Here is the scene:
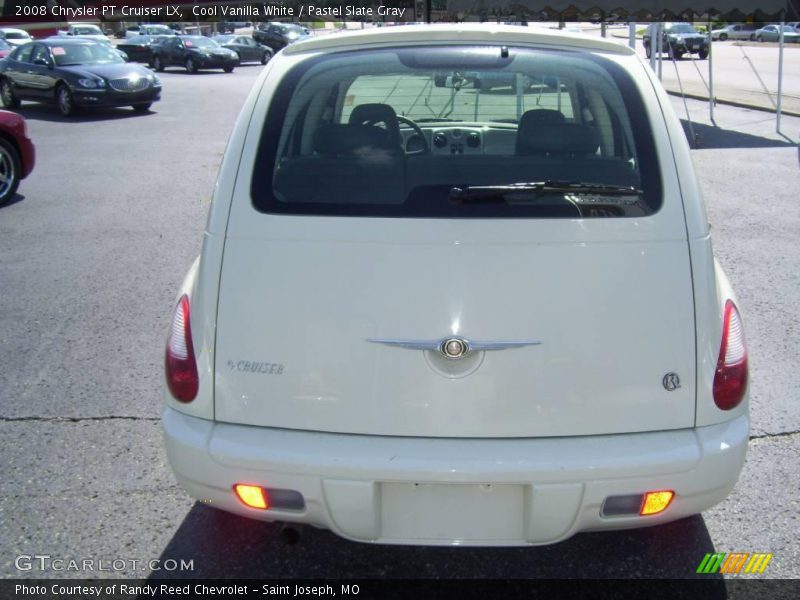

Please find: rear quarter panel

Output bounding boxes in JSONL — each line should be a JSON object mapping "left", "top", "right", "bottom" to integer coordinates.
{"left": 637, "top": 52, "right": 748, "bottom": 428}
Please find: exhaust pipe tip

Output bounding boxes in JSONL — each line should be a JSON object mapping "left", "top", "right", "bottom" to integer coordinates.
{"left": 280, "top": 523, "right": 302, "bottom": 545}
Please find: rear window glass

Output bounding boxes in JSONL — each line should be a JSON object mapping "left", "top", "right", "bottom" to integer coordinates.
{"left": 252, "top": 46, "right": 662, "bottom": 218}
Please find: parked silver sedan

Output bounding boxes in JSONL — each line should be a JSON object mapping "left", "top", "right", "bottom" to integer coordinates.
{"left": 753, "top": 24, "right": 800, "bottom": 42}
{"left": 710, "top": 23, "right": 758, "bottom": 41}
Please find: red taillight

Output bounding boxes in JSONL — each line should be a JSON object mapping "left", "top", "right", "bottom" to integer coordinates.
{"left": 165, "top": 295, "right": 198, "bottom": 403}
{"left": 713, "top": 300, "right": 748, "bottom": 410}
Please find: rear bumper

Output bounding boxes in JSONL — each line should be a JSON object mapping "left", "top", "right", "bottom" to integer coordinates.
{"left": 194, "top": 55, "right": 238, "bottom": 69}
{"left": 163, "top": 407, "right": 749, "bottom": 546}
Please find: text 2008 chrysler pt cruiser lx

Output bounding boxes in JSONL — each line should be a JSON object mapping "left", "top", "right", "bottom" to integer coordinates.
{"left": 163, "top": 25, "right": 749, "bottom": 546}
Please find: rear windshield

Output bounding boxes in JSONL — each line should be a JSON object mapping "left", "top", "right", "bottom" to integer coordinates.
{"left": 252, "top": 46, "right": 662, "bottom": 219}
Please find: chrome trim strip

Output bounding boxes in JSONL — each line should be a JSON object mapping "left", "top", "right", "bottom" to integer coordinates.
{"left": 468, "top": 340, "right": 543, "bottom": 351}
{"left": 367, "top": 338, "right": 542, "bottom": 352}
{"left": 366, "top": 339, "right": 442, "bottom": 351}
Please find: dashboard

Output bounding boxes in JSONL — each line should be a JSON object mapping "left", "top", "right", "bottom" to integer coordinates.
{"left": 402, "top": 126, "right": 517, "bottom": 155}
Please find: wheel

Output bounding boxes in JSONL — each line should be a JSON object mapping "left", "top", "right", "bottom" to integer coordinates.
{"left": 698, "top": 49, "right": 709, "bottom": 60}
{"left": 719, "top": 33, "right": 728, "bottom": 41}
{"left": 56, "top": 84, "right": 75, "bottom": 117}
{"left": 223, "top": 66, "right": 235, "bottom": 73}
{"left": 750, "top": 34, "right": 756, "bottom": 41}
{"left": 396, "top": 115, "right": 430, "bottom": 155}
{"left": 260, "top": 51, "right": 271, "bottom": 65}
{"left": 132, "top": 103, "right": 152, "bottom": 113}
{"left": 756, "top": 36, "right": 764, "bottom": 42}
{"left": 0, "top": 78, "right": 19, "bottom": 109}
{"left": 673, "top": 50, "right": 684, "bottom": 60}
{"left": 0, "top": 136, "right": 21, "bottom": 206}
{"left": 153, "top": 55, "right": 165, "bottom": 72}
{"left": 185, "top": 57, "right": 197, "bottom": 74}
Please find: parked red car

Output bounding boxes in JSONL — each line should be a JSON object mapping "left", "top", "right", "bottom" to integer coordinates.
{"left": 0, "top": 39, "right": 13, "bottom": 58}
{"left": 0, "top": 109, "right": 35, "bottom": 206}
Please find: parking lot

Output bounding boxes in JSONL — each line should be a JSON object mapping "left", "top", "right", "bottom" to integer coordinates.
{"left": 1, "top": 55, "right": 799, "bottom": 581}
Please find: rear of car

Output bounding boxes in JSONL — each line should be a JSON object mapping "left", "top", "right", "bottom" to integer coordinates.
{"left": 163, "top": 25, "right": 749, "bottom": 546}
{"left": 0, "top": 28, "right": 33, "bottom": 47}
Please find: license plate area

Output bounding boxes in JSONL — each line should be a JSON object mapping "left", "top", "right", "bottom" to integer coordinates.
{"left": 380, "top": 482, "right": 526, "bottom": 542}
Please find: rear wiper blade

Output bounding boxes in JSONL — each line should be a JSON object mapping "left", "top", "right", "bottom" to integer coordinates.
{"left": 449, "top": 180, "right": 643, "bottom": 203}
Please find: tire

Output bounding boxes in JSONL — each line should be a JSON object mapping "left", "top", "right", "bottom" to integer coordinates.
{"left": 719, "top": 33, "right": 728, "bottom": 41}
{"left": 698, "top": 49, "right": 709, "bottom": 60}
{"left": 185, "top": 57, "right": 197, "bottom": 74}
{"left": 750, "top": 34, "right": 756, "bottom": 41}
{"left": 223, "top": 66, "right": 234, "bottom": 73}
{"left": 0, "top": 78, "right": 20, "bottom": 109}
{"left": 260, "top": 51, "right": 270, "bottom": 65}
{"left": 153, "top": 55, "right": 165, "bottom": 72}
{"left": 56, "top": 84, "right": 75, "bottom": 117}
{"left": 0, "top": 136, "right": 21, "bottom": 206}
{"left": 132, "top": 103, "right": 152, "bottom": 113}
{"left": 756, "top": 36, "right": 764, "bottom": 43}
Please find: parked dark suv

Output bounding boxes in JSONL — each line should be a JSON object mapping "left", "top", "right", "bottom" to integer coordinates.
{"left": 643, "top": 23, "right": 709, "bottom": 60}
{"left": 252, "top": 23, "right": 309, "bottom": 52}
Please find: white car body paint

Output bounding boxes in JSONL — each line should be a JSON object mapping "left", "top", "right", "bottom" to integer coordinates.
{"left": 163, "top": 25, "right": 748, "bottom": 545}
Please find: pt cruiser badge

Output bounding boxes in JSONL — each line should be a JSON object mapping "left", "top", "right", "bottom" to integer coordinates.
{"left": 366, "top": 337, "right": 542, "bottom": 359}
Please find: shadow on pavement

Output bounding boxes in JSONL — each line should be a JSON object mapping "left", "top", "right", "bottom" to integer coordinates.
{"left": 681, "top": 120, "right": 796, "bottom": 150}
{"left": 12, "top": 104, "right": 154, "bottom": 123}
{"left": 0, "top": 193, "right": 24, "bottom": 209}
{"left": 150, "top": 502, "right": 725, "bottom": 583}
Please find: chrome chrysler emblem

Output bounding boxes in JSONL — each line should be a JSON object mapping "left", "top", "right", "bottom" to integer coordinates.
{"left": 440, "top": 337, "right": 469, "bottom": 359}
{"left": 366, "top": 336, "right": 542, "bottom": 359}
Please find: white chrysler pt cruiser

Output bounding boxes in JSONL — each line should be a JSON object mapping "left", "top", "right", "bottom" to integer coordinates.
{"left": 163, "top": 25, "right": 749, "bottom": 546}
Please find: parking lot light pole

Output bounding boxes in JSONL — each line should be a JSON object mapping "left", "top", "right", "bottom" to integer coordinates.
{"left": 777, "top": 20, "right": 784, "bottom": 133}
{"left": 708, "top": 16, "right": 714, "bottom": 124}
{"left": 628, "top": 22, "right": 636, "bottom": 49}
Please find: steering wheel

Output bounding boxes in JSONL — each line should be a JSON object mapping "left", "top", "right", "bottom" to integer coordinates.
{"left": 396, "top": 115, "right": 430, "bottom": 155}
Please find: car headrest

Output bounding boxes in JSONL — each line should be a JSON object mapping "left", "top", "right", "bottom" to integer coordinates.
{"left": 517, "top": 121, "right": 600, "bottom": 156}
{"left": 348, "top": 103, "right": 402, "bottom": 148}
{"left": 313, "top": 124, "right": 397, "bottom": 156}
{"left": 518, "top": 109, "right": 566, "bottom": 133}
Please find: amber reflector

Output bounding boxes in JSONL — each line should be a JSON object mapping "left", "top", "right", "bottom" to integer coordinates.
{"left": 234, "top": 484, "right": 269, "bottom": 510}
{"left": 640, "top": 491, "right": 674, "bottom": 515}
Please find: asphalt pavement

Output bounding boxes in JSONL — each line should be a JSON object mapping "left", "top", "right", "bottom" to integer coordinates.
{"left": 0, "top": 61, "right": 798, "bottom": 582}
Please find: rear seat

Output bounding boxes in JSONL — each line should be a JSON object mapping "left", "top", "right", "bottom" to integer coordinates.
{"left": 275, "top": 110, "right": 637, "bottom": 206}
{"left": 274, "top": 122, "right": 406, "bottom": 204}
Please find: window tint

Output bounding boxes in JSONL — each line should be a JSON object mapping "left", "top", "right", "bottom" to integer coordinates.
{"left": 12, "top": 44, "right": 33, "bottom": 63}
{"left": 252, "top": 46, "right": 661, "bottom": 219}
{"left": 51, "top": 43, "right": 122, "bottom": 66}
{"left": 31, "top": 44, "right": 49, "bottom": 64}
